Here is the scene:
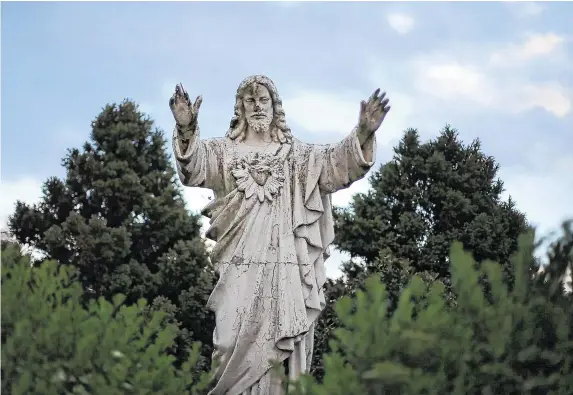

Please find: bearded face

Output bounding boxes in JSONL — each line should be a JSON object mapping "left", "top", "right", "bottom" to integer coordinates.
{"left": 242, "top": 83, "right": 273, "bottom": 134}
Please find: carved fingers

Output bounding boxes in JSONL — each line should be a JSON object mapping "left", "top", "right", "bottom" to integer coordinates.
{"left": 169, "top": 92, "right": 176, "bottom": 110}
{"left": 359, "top": 88, "right": 391, "bottom": 138}
{"left": 170, "top": 84, "right": 187, "bottom": 108}
{"left": 367, "top": 88, "right": 390, "bottom": 116}
{"left": 169, "top": 83, "right": 203, "bottom": 130}
{"left": 168, "top": 84, "right": 182, "bottom": 106}
{"left": 192, "top": 95, "right": 203, "bottom": 114}
{"left": 179, "top": 83, "right": 191, "bottom": 105}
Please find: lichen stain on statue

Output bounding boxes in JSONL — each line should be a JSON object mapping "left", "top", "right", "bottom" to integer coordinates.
{"left": 170, "top": 75, "right": 390, "bottom": 395}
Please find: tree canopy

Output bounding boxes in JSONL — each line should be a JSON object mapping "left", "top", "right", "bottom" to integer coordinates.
{"left": 295, "top": 223, "right": 573, "bottom": 395}
{"left": 335, "top": 126, "right": 528, "bottom": 278}
{"left": 1, "top": 243, "right": 212, "bottom": 395}
{"left": 7, "top": 100, "right": 215, "bottom": 367}
{"left": 312, "top": 126, "right": 530, "bottom": 379}
{"left": 6, "top": 109, "right": 569, "bottom": 393}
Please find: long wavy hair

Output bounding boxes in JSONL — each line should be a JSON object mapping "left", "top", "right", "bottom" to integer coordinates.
{"left": 226, "top": 75, "right": 293, "bottom": 144}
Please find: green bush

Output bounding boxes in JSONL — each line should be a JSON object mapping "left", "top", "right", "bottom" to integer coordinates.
{"left": 1, "top": 245, "right": 211, "bottom": 395}
{"left": 8, "top": 100, "right": 215, "bottom": 368}
{"left": 313, "top": 127, "right": 530, "bottom": 377}
{"left": 293, "top": 225, "right": 573, "bottom": 395}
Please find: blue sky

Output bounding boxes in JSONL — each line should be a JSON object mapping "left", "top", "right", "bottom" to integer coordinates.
{"left": 2, "top": 1, "right": 572, "bottom": 278}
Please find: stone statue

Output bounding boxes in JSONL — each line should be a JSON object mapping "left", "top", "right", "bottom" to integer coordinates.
{"left": 169, "top": 75, "right": 390, "bottom": 395}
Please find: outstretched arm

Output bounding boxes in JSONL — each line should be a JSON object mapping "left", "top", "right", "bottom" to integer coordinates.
{"left": 170, "top": 84, "right": 224, "bottom": 191}
{"left": 317, "top": 89, "right": 390, "bottom": 194}
{"left": 316, "top": 128, "right": 376, "bottom": 194}
{"left": 172, "top": 124, "right": 224, "bottom": 191}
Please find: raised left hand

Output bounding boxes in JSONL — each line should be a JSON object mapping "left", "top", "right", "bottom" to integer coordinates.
{"left": 357, "top": 88, "right": 391, "bottom": 145}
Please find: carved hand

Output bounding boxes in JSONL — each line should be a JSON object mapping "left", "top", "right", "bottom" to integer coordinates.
{"left": 357, "top": 88, "right": 391, "bottom": 145}
{"left": 169, "top": 83, "right": 202, "bottom": 138}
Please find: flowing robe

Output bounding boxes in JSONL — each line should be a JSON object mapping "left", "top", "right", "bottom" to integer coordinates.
{"left": 173, "top": 126, "right": 376, "bottom": 395}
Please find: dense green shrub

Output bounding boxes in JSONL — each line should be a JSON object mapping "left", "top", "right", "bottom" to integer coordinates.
{"left": 1, "top": 244, "right": 211, "bottom": 395}
{"left": 294, "top": 224, "right": 573, "bottom": 395}
{"left": 312, "top": 127, "right": 530, "bottom": 378}
{"left": 8, "top": 100, "right": 215, "bottom": 368}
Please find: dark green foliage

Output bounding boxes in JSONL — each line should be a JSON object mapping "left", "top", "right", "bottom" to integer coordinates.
{"left": 312, "top": 126, "right": 529, "bottom": 377}
{"left": 310, "top": 279, "right": 346, "bottom": 381}
{"left": 1, "top": 244, "right": 212, "bottom": 395}
{"left": 311, "top": 252, "right": 422, "bottom": 382}
{"left": 292, "top": 223, "right": 573, "bottom": 395}
{"left": 7, "top": 100, "right": 215, "bottom": 367}
{"left": 335, "top": 126, "right": 529, "bottom": 289}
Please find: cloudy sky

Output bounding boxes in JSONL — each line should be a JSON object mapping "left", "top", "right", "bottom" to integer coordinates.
{"left": 2, "top": 1, "right": 572, "bottom": 278}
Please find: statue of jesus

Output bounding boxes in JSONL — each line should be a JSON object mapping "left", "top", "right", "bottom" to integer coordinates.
{"left": 170, "top": 75, "right": 390, "bottom": 395}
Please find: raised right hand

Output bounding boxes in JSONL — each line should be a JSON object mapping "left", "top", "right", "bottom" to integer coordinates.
{"left": 169, "top": 83, "right": 202, "bottom": 134}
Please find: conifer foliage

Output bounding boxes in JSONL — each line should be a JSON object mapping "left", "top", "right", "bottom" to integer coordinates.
{"left": 312, "top": 127, "right": 530, "bottom": 378}
{"left": 7, "top": 100, "right": 214, "bottom": 366}
{"left": 335, "top": 126, "right": 529, "bottom": 288}
{"left": 293, "top": 224, "right": 573, "bottom": 395}
{"left": 1, "top": 244, "right": 211, "bottom": 395}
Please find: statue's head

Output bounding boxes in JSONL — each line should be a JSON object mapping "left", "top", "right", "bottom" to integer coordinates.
{"left": 226, "top": 75, "right": 293, "bottom": 144}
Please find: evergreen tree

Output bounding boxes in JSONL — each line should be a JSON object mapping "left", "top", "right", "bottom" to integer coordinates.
{"left": 1, "top": 244, "right": 212, "bottom": 395}
{"left": 311, "top": 126, "right": 529, "bottom": 379}
{"left": 293, "top": 223, "right": 573, "bottom": 395}
{"left": 335, "top": 126, "right": 529, "bottom": 300}
{"left": 7, "top": 100, "right": 214, "bottom": 367}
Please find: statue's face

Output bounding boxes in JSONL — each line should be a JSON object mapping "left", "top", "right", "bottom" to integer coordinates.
{"left": 243, "top": 83, "right": 273, "bottom": 135}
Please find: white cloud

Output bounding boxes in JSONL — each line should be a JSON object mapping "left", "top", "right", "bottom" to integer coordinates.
{"left": 512, "top": 83, "right": 571, "bottom": 118}
{"left": 505, "top": 1, "right": 544, "bottom": 18}
{"left": 0, "top": 178, "right": 43, "bottom": 231}
{"left": 412, "top": 59, "right": 571, "bottom": 118}
{"left": 404, "top": 31, "right": 572, "bottom": 119}
{"left": 283, "top": 91, "right": 361, "bottom": 136}
{"left": 283, "top": 89, "right": 413, "bottom": 147}
{"left": 387, "top": 13, "right": 415, "bottom": 35}
{"left": 415, "top": 61, "right": 496, "bottom": 106}
{"left": 365, "top": 33, "right": 572, "bottom": 277}
{"left": 490, "top": 33, "right": 566, "bottom": 67}
{"left": 405, "top": 48, "right": 573, "bottom": 239}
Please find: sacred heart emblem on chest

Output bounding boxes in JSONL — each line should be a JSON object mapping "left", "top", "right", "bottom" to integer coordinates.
{"left": 249, "top": 163, "right": 271, "bottom": 186}
{"left": 231, "top": 152, "right": 286, "bottom": 202}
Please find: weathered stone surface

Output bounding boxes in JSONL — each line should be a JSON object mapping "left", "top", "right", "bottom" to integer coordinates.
{"left": 169, "top": 75, "right": 390, "bottom": 395}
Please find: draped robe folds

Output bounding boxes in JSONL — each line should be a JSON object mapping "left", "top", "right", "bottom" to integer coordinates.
{"left": 173, "top": 125, "right": 376, "bottom": 395}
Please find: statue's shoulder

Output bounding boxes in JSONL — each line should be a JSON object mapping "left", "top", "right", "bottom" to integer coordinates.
{"left": 203, "top": 136, "right": 228, "bottom": 148}
{"left": 290, "top": 138, "right": 327, "bottom": 155}
{"left": 290, "top": 137, "right": 312, "bottom": 151}
{"left": 289, "top": 138, "right": 318, "bottom": 166}
{"left": 202, "top": 136, "right": 226, "bottom": 143}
